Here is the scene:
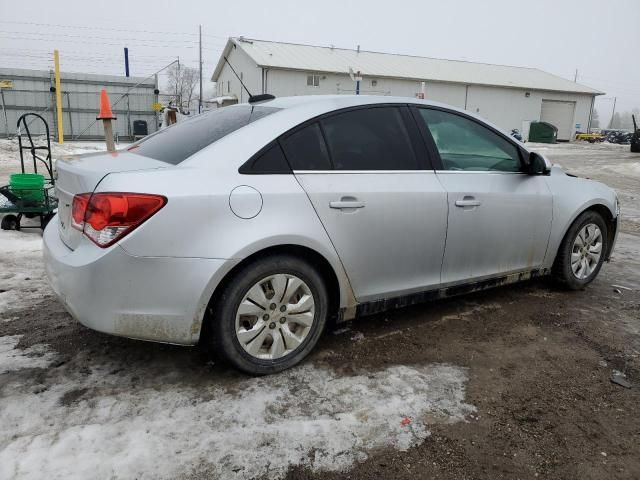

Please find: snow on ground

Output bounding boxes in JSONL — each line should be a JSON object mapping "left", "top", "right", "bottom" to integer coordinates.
{"left": 0, "top": 226, "right": 475, "bottom": 480}
{"left": 0, "top": 344, "right": 474, "bottom": 480}
{"left": 0, "top": 335, "right": 56, "bottom": 374}
{"left": 0, "top": 230, "right": 48, "bottom": 314}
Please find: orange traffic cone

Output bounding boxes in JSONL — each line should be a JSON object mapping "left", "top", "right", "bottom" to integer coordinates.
{"left": 97, "top": 88, "right": 116, "bottom": 152}
{"left": 96, "top": 89, "right": 116, "bottom": 120}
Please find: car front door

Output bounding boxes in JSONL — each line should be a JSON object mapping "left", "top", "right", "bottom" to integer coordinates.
{"left": 281, "top": 105, "right": 448, "bottom": 303}
{"left": 413, "top": 106, "right": 553, "bottom": 285}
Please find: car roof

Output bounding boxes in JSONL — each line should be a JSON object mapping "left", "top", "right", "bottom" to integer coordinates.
{"left": 255, "top": 95, "right": 525, "bottom": 148}
{"left": 260, "top": 94, "right": 448, "bottom": 111}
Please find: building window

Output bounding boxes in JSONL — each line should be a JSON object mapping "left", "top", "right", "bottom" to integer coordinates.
{"left": 371, "top": 79, "right": 378, "bottom": 87}
{"left": 307, "top": 74, "right": 320, "bottom": 87}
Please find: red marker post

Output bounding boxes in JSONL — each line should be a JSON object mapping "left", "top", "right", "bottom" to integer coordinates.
{"left": 97, "top": 89, "right": 117, "bottom": 152}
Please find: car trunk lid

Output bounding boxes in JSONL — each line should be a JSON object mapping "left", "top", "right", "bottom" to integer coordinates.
{"left": 55, "top": 151, "right": 169, "bottom": 250}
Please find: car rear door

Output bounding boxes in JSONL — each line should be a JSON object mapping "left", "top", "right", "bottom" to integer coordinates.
{"left": 412, "top": 106, "right": 553, "bottom": 285}
{"left": 282, "top": 105, "right": 448, "bottom": 303}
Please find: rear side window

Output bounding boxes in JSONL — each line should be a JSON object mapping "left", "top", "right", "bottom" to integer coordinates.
{"left": 239, "top": 142, "right": 290, "bottom": 174}
{"left": 280, "top": 123, "right": 332, "bottom": 170}
{"left": 321, "top": 107, "right": 420, "bottom": 170}
{"left": 130, "top": 105, "right": 280, "bottom": 165}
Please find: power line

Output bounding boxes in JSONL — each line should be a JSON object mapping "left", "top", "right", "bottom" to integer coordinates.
{"left": 0, "top": 33, "right": 224, "bottom": 50}
{"left": 0, "top": 32, "right": 223, "bottom": 52}
{"left": 1, "top": 29, "right": 206, "bottom": 45}
{"left": 0, "top": 46, "right": 201, "bottom": 61}
{"left": 0, "top": 20, "right": 229, "bottom": 40}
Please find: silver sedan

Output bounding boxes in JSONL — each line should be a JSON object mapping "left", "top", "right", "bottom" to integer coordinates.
{"left": 43, "top": 95, "right": 620, "bottom": 375}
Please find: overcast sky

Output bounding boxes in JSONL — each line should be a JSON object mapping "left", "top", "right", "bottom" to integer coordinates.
{"left": 1, "top": 0, "right": 638, "bottom": 123}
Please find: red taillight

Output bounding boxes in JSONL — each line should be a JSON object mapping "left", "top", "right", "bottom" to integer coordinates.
{"left": 71, "top": 193, "right": 91, "bottom": 230}
{"left": 71, "top": 192, "right": 167, "bottom": 247}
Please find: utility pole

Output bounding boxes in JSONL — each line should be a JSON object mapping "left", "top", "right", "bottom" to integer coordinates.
{"left": 124, "top": 47, "right": 130, "bottom": 77}
{"left": 199, "top": 25, "right": 203, "bottom": 114}
{"left": 573, "top": 69, "right": 578, "bottom": 82}
{"left": 609, "top": 97, "right": 617, "bottom": 128}
{"left": 53, "top": 49, "right": 64, "bottom": 144}
{"left": 175, "top": 56, "right": 180, "bottom": 108}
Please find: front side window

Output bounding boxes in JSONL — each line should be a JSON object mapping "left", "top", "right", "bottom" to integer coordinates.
{"left": 130, "top": 105, "right": 280, "bottom": 165}
{"left": 418, "top": 108, "right": 521, "bottom": 172}
{"left": 306, "top": 74, "right": 320, "bottom": 87}
{"left": 280, "top": 123, "right": 332, "bottom": 170}
{"left": 321, "top": 107, "right": 420, "bottom": 170}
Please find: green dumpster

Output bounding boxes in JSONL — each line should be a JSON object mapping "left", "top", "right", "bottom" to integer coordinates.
{"left": 529, "top": 121, "right": 558, "bottom": 144}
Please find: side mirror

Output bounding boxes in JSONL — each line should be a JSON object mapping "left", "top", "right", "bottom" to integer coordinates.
{"left": 526, "top": 152, "right": 551, "bottom": 175}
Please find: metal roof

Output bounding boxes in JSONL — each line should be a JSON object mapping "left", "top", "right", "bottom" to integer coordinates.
{"left": 212, "top": 38, "right": 603, "bottom": 96}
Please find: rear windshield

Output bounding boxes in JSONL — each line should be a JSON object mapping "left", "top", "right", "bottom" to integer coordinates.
{"left": 129, "top": 105, "right": 280, "bottom": 165}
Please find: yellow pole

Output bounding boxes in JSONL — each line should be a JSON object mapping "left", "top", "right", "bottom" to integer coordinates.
{"left": 54, "top": 49, "right": 64, "bottom": 144}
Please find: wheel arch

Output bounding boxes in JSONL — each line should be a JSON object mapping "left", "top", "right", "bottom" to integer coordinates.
{"left": 550, "top": 202, "right": 617, "bottom": 268}
{"left": 197, "top": 244, "right": 351, "bottom": 344}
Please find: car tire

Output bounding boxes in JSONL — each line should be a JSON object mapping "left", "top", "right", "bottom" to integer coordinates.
{"left": 631, "top": 143, "right": 640, "bottom": 153}
{"left": 207, "top": 254, "right": 329, "bottom": 375}
{"left": 553, "top": 210, "right": 608, "bottom": 290}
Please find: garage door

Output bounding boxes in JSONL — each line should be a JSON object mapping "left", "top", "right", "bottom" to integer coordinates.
{"left": 541, "top": 100, "right": 576, "bottom": 141}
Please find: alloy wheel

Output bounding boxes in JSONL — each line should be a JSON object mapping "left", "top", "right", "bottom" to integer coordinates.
{"left": 570, "top": 223, "right": 603, "bottom": 280}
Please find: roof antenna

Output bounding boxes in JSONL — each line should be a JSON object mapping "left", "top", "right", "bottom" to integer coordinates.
{"left": 223, "top": 56, "right": 275, "bottom": 103}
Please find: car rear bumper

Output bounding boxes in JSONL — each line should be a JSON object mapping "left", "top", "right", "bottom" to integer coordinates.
{"left": 43, "top": 218, "right": 230, "bottom": 345}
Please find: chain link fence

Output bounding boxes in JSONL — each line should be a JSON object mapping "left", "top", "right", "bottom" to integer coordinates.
{"left": 0, "top": 68, "right": 159, "bottom": 141}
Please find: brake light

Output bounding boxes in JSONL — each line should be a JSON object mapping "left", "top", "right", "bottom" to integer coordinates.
{"left": 71, "top": 193, "right": 91, "bottom": 230}
{"left": 71, "top": 192, "right": 167, "bottom": 247}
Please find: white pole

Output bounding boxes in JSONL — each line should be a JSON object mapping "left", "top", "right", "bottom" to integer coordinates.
{"left": 199, "top": 25, "right": 203, "bottom": 114}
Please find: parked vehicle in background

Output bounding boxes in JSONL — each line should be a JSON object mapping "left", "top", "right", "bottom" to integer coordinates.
{"left": 510, "top": 128, "right": 523, "bottom": 142}
{"left": 43, "top": 95, "right": 620, "bottom": 375}
{"left": 631, "top": 115, "right": 640, "bottom": 153}
{"left": 602, "top": 129, "right": 632, "bottom": 144}
{"left": 575, "top": 132, "right": 604, "bottom": 143}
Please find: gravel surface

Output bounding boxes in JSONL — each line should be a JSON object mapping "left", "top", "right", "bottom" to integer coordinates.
{"left": 1, "top": 141, "right": 639, "bottom": 479}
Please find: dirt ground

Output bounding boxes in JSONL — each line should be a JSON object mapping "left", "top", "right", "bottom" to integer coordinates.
{"left": 1, "top": 141, "right": 639, "bottom": 479}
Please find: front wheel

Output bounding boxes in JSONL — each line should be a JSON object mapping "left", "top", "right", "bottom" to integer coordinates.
{"left": 553, "top": 210, "right": 608, "bottom": 290}
{"left": 208, "top": 255, "right": 329, "bottom": 375}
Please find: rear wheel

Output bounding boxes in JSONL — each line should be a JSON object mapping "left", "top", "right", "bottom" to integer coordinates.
{"left": 208, "top": 255, "right": 328, "bottom": 375}
{"left": 553, "top": 210, "right": 608, "bottom": 290}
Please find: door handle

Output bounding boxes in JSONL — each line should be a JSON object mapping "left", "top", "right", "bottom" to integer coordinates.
{"left": 329, "top": 199, "right": 365, "bottom": 209}
{"left": 455, "top": 197, "right": 481, "bottom": 207}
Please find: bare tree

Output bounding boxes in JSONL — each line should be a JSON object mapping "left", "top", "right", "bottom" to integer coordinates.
{"left": 166, "top": 65, "right": 199, "bottom": 113}
{"left": 591, "top": 109, "right": 600, "bottom": 128}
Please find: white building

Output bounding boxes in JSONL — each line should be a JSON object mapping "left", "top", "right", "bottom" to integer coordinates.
{"left": 212, "top": 37, "right": 603, "bottom": 141}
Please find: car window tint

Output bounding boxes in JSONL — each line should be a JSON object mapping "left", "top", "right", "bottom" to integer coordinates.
{"left": 418, "top": 109, "right": 520, "bottom": 172}
{"left": 321, "top": 107, "right": 420, "bottom": 170}
{"left": 280, "top": 123, "right": 332, "bottom": 170}
{"left": 240, "top": 142, "right": 290, "bottom": 174}
{"left": 129, "top": 105, "right": 280, "bottom": 165}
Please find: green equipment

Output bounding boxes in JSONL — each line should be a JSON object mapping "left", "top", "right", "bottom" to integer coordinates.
{"left": 529, "top": 121, "right": 558, "bottom": 144}
{"left": 0, "top": 113, "right": 57, "bottom": 231}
